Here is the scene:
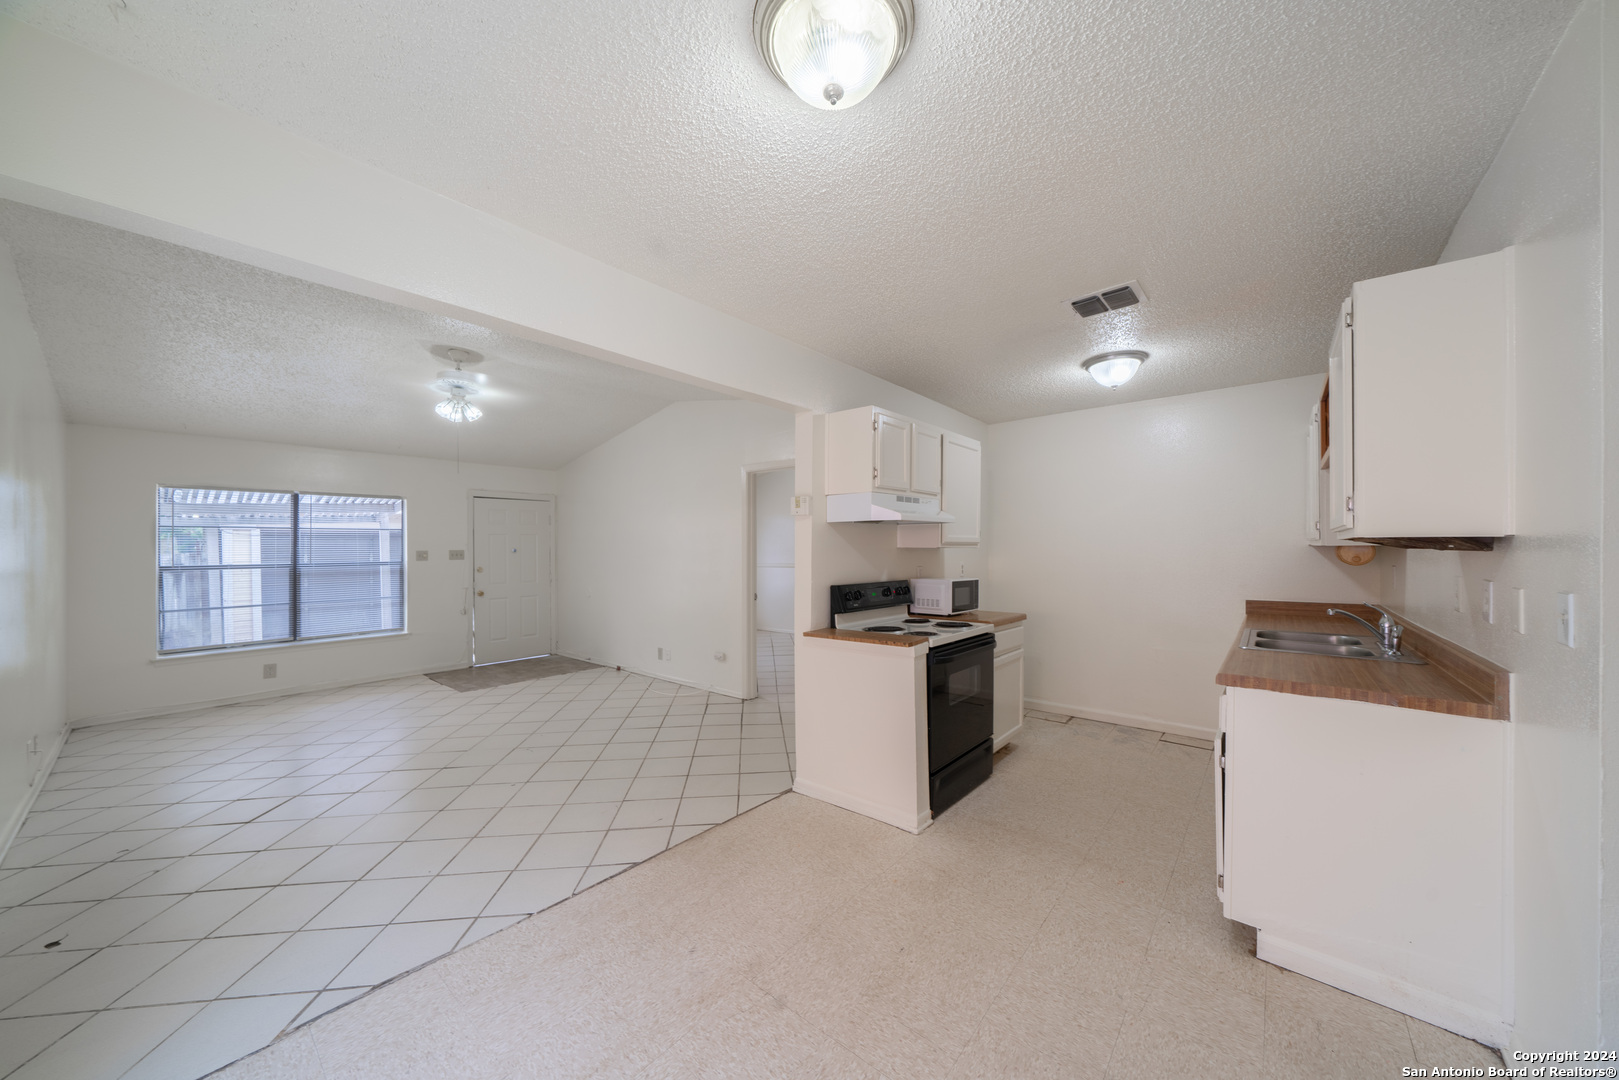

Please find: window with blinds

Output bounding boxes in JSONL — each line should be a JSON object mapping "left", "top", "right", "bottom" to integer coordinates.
{"left": 157, "top": 487, "right": 404, "bottom": 654}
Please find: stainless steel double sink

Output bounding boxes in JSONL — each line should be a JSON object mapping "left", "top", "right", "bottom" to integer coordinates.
{"left": 1239, "top": 628, "right": 1427, "bottom": 665}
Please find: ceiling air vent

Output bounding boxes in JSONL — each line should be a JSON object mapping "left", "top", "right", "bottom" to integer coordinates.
{"left": 1070, "top": 280, "right": 1147, "bottom": 318}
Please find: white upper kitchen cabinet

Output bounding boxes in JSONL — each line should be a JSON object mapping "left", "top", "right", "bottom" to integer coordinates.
{"left": 940, "top": 431, "right": 981, "bottom": 545}
{"left": 911, "top": 423, "right": 943, "bottom": 496}
{"left": 827, "top": 406, "right": 912, "bottom": 495}
{"left": 1329, "top": 247, "right": 1515, "bottom": 540}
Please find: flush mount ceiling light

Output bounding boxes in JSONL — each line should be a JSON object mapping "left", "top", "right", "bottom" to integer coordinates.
{"left": 1081, "top": 350, "right": 1148, "bottom": 389}
{"left": 433, "top": 347, "right": 484, "bottom": 423}
{"left": 754, "top": 0, "right": 915, "bottom": 110}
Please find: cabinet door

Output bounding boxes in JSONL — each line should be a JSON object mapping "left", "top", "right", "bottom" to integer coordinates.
{"left": 873, "top": 411, "right": 911, "bottom": 493}
{"left": 1351, "top": 248, "right": 1513, "bottom": 537}
{"left": 941, "top": 432, "right": 982, "bottom": 545}
{"left": 911, "top": 424, "right": 943, "bottom": 496}
{"left": 1304, "top": 405, "right": 1322, "bottom": 543}
{"left": 1327, "top": 299, "right": 1355, "bottom": 533}
{"left": 1215, "top": 689, "right": 1229, "bottom": 911}
{"left": 992, "top": 648, "right": 1023, "bottom": 750}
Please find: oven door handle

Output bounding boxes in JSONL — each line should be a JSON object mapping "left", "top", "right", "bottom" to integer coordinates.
{"left": 926, "top": 633, "right": 996, "bottom": 663}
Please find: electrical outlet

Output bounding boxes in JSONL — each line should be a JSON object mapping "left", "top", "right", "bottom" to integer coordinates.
{"left": 1481, "top": 580, "right": 1494, "bottom": 624}
{"left": 1558, "top": 593, "right": 1576, "bottom": 647}
{"left": 1515, "top": 587, "right": 1527, "bottom": 634}
{"left": 415, "top": 550, "right": 429, "bottom": 561}
{"left": 25, "top": 736, "right": 43, "bottom": 786}
{"left": 1453, "top": 576, "right": 1466, "bottom": 613}
{"left": 263, "top": 663, "right": 277, "bottom": 679}
{"left": 657, "top": 647, "right": 672, "bottom": 661}
{"left": 713, "top": 651, "right": 726, "bottom": 662}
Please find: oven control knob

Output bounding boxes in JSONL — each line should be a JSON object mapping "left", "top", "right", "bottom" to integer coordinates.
{"left": 881, "top": 587, "right": 892, "bottom": 597}
{"left": 843, "top": 591, "right": 859, "bottom": 602}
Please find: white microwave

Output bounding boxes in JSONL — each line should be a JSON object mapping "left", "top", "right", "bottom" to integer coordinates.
{"left": 910, "top": 578, "right": 979, "bottom": 617}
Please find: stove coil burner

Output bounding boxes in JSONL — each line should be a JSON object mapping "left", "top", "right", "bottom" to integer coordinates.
{"left": 934, "top": 621, "right": 975, "bottom": 628}
{"left": 863, "top": 626, "right": 907, "bottom": 633}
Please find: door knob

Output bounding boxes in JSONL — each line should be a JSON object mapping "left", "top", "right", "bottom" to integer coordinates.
{"left": 476, "top": 567, "right": 483, "bottom": 573}
{"left": 477, "top": 590, "right": 484, "bottom": 597}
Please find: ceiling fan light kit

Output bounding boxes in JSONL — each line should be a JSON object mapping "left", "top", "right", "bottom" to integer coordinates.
{"left": 433, "top": 346, "right": 485, "bottom": 422}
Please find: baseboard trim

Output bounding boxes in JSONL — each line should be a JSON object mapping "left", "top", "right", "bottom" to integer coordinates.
{"left": 1257, "top": 931, "right": 1511, "bottom": 1048}
{"left": 1026, "top": 698, "right": 1214, "bottom": 740}
{"left": 551, "top": 652, "right": 750, "bottom": 702}
{"left": 792, "top": 777, "right": 931, "bottom": 835}
{"left": 0, "top": 725, "right": 69, "bottom": 864}
{"left": 70, "top": 663, "right": 463, "bottom": 729}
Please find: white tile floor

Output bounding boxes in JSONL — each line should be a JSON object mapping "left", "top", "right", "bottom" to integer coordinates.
{"left": 0, "top": 635, "right": 796, "bottom": 1080}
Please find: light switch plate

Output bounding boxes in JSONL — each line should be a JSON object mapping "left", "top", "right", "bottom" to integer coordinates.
{"left": 1515, "top": 588, "right": 1527, "bottom": 634}
{"left": 790, "top": 494, "right": 811, "bottom": 516}
{"left": 1558, "top": 593, "right": 1575, "bottom": 647}
{"left": 448, "top": 550, "right": 465, "bottom": 561}
{"left": 415, "top": 550, "right": 429, "bottom": 561}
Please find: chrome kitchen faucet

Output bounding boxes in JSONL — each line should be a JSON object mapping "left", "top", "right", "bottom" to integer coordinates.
{"left": 1325, "top": 605, "right": 1406, "bottom": 658}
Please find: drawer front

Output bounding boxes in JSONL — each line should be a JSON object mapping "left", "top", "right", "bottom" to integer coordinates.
{"left": 994, "top": 625, "right": 1024, "bottom": 656}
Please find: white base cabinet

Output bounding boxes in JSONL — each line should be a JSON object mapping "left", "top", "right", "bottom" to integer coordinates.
{"left": 795, "top": 635, "right": 931, "bottom": 834}
{"left": 1217, "top": 687, "right": 1511, "bottom": 1046}
{"left": 992, "top": 623, "right": 1024, "bottom": 750}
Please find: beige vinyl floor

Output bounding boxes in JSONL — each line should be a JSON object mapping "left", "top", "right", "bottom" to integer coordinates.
{"left": 210, "top": 711, "right": 1504, "bottom": 1080}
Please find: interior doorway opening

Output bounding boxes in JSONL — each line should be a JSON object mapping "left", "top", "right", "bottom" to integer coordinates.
{"left": 745, "top": 463, "right": 794, "bottom": 700}
{"left": 471, "top": 494, "right": 555, "bottom": 666}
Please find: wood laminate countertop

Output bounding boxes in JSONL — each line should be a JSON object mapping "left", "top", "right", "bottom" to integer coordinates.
{"left": 1216, "top": 601, "right": 1509, "bottom": 721}
{"left": 952, "top": 610, "right": 1027, "bottom": 628}
{"left": 802, "top": 611, "right": 1027, "bottom": 648}
{"left": 802, "top": 627, "right": 926, "bottom": 648}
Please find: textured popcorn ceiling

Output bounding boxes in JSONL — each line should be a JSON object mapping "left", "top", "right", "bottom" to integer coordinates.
{"left": 8, "top": 0, "right": 1579, "bottom": 423}
{"left": 0, "top": 201, "right": 725, "bottom": 469}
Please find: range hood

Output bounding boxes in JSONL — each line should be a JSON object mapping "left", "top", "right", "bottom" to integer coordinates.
{"left": 826, "top": 492, "right": 956, "bottom": 524}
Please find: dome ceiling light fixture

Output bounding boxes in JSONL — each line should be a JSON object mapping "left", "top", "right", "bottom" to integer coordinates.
{"left": 754, "top": 0, "right": 915, "bottom": 111}
{"left": 1081, "top": 350, "right": 1148, "bottom": 389}
{"left": 433, "top": 347, "right": 485, "bottom": 423}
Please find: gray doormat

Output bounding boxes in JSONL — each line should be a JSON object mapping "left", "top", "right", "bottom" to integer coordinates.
{"left": 425, "top": 655, "right": 603, "bottom": 692}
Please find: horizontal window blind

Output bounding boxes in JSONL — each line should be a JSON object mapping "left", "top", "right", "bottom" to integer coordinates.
{"left": 157, "top": 487, "right": 404, "bottom": 654}
{"left": 297, "top": 494, "right": 404, "bottom": 640}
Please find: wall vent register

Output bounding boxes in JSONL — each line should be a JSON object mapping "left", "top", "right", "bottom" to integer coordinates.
{"left": 156, "top": 487, "right": 404, "bottom": 654}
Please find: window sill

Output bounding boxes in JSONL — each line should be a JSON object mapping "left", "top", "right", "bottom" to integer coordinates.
{"left": 151, "top": 631, "right": 411, "bottom": 665}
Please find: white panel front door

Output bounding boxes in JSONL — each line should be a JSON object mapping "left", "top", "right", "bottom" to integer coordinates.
{"left": 473, "top": 497, "right": 552, "bottom": 665}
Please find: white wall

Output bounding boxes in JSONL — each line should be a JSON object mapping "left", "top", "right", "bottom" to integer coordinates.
{"left": 556, "top": 400, "right": 795, "bottom": 698}
{"left": 66, "top": 424, "right": 557, "bottom": 724}
{"left": 754, "top": 467, "right": 794, "bottom": 634}
{"left": 1383, "top": 0, "right": 1607, "bottom": 1049}
{"left": 0, "top": 238, "right": 65, "bottom": 852}
{"left": 984, "top": 376, "right": 1379, "bottom": 738}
